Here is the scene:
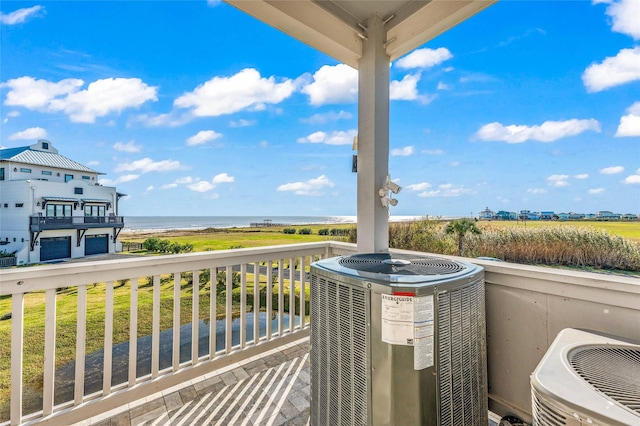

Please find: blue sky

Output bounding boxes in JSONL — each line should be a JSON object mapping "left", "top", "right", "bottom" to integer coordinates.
{"left": 1, "top": 0, "right": 639, "bottom": 217}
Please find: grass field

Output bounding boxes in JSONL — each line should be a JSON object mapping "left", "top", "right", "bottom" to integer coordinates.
{"left": 475, "top": 220, "right": 640, "bottom": 242}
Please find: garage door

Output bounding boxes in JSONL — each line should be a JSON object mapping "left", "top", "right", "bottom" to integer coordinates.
{"left": 85, "top": 234, "right": 108, "bottom": 256}
{"left": 40, "top": 236, "right": 71, "bottom": 261}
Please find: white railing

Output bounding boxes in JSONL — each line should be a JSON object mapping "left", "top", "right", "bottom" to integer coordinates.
{"left": 0, "top": 241, "right": 357, "bottom": 426}
{"left": 2, "top": 243, "right": 639, "bottom": 425}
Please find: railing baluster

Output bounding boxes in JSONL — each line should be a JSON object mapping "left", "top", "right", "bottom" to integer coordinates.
{"left": 225, "top": 266, "right": 233, "bottom": 354}
{"left": 152, "top": 275, "right": 160, "bottom": 377}
{"left": 278, "top": 259, "right": 284, "bottom": 336}
{"left": 11, "top": 293, "right": 24, "bottom": 426}
{"left": 103, "top": 281, "right": 114, "bottom": 393}
{"left": 240, "top": 264, "right": 247, "bottom": 349}
{"left": 128, "top": 278, "right": 138, "bottom": 386}
{"left": 266, "top": 261, "right": 272, "bottom": 340}
{"left": 253, "top": 262, "right": 260, "bottom": 345}
{"left": 209, "top": 267, "right": 216, "bottom": 358}
{"left": 74, "top": 285, "right": 87, "bottom": 404}
{"left": 289, "top": 257, "right": 295, "bottom": 333}
{"left": 192, "top": 270, "right": 199, "bottom": 364}
{"left": 43, "top": 289, "right": 57, "bottom": 416}
{"left": 173, "top": 273, "right": 181, "bottom": 371}
{"left": 300, "top": 256, "right": 306, "bottom": 329}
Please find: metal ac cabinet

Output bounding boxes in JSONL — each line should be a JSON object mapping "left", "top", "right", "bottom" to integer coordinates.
{"left": 310, "top": 253, "right": 487, "bottom": 426}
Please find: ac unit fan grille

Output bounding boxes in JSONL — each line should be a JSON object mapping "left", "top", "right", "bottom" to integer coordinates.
{"left": 338, "top": 253, "right": 465, "bottom": 275}
{"left": 531, "top": 387, "right": 568, "bottom": 426}
{"left": 569, "top": 346, "right": 640, "bottom": 414}
{"left": 437, "top": 277, "right": 488, "bottom": 426}
{"left": 310, "top": 274, "right": 368, "bottom": 425}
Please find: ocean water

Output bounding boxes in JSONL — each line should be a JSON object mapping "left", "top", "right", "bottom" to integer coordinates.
{"left": 122, "top": 215, "right": 420, "bottom": 232}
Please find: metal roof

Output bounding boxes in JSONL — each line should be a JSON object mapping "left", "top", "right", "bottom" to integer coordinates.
{"left": 0, "top": 146, "right": 103, "bottom": 175}
{"left": 224, "top": 0, "right": 496, "bottom": 68}
{"left": 41, "top": 197, "right": 79, "bottom": 203}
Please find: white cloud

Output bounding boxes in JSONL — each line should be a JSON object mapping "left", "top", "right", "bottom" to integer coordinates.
{"left": 115, "top": 158, "right": 184, "bottom": 173}
{"left": 588, "top": 188, "right": 605, "bottom": 194}
{"left": 474, "top": 119, "right": 601, "bottom": 143}
{"left": 186, "top": 130, "right": 223, "bottom": 146}
{"left": 300, "top": 110, "right": 352, "bottom": 125}
{"left": 277, "top": 175, "right": 334, "bottom": 196}
{"left": 395, "top": 47, "right": 453, "bottom": 69}
{"left": 600, "top": 165, "right": 624, "bottom": 174}
{"left": 99, "top": 174, "right": 140, "bottom": 186}
{"left": 301, "top": 64, "right": 358, "bottom": 106}
{"left": 449, "top": 161, "right": 460, "bottom": 167}
{"left": 574, "top": 173, "right": 589, "bottom": 179}
{"left": 0, "top": 5, "right": 43, "bottom": 25}
{"left": 405, "top": 182, "right": 432, "bottom": 191}
{"left": 616, "top": 102, "right": 640, "bottom": 136}
{"left": 229, "top": 119, "right": 256, "bottom": 128}
{"left": 8, "top": 127, "right": 47, "bottom": 140}
{"left": 297, "top": 129, "right": 357, "bottom": 145}
{"left": 212, "top": 172, "right": 234, "bottom": 184}
{"left": 417, "top": 183, "right": 473, "bottom": 198}
{"left": 175, "top": 68, "right": 296, "bottom": 117}
{"left": 390, "top": 74, "right": 421, "bottom": 101}
{"left": 582, "top": 47, "right": 640, "bottom": 92}
{"left": 527, "top": 188, "right": 547, "bottom": 194}
{"left": 187, "top": 181, "right": 218, "bottom": 192}
{"left": 623, "top": 174, "right": 640, "bottom": 184}
{"left": 547, "top": 174, "right": 570, "bottom": 187}
{"left": 2, "top": 76, "right": 157, "bottom": 123}
{"left": 597, "top": 0, "right": 640, "bottom": 39}
{"left": 113, "top": 141, "right": 142, "bottom": 153}
{"left": 162, "top": 174, "right": 233, "bottom": 192}
{"left": 437, "top": 82, "right": 450, "bottom": 91}
{"left": 391, "top": 146, "right": 414, "bottom": 156}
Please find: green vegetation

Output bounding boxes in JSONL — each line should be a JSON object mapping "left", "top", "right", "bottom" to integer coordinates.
{"left": 378, "top": 217, "right": 640, "bottom": 273}
{"left": 142, "top": 237, "right": 194, "bottom": 253}
{"left": 444, "top": 218, "right": 481, "bottom": 256}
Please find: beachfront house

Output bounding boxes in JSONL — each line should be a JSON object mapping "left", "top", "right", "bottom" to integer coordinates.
{"left": 0, "top": 140, "right": 124, "bottom": 265}
{"left": 2, "top": 2, "right": 639, "bottom": 426}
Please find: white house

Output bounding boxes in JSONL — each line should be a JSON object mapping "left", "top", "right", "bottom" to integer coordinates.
{"left": 0, "top": 140, "right": 125, "bottom": 265}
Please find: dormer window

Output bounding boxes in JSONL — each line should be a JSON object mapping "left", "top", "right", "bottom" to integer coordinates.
{"left": 42, "top": 142, "right": 49, "bottom": 150}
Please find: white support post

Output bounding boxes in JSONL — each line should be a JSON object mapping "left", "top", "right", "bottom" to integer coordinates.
{"left": 357, "top": 14, "right": 390, "bottom": 253}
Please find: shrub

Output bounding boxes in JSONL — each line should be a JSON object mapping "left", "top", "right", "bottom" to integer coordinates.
{"left": 318, "top": 228, "right": 329, "bottom": 236}
{"left": 283, "top": 228, "right": 296, "bottom": 234}
{"left": 298, "top": 228, "right": 312, "bottom": 235}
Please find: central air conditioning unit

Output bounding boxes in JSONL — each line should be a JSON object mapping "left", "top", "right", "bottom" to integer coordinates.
{"left": 309, "top": 253, "right": 487, "bottom": 426}
{"left": 531, "top": 328, "right": 640, "bottom": 426}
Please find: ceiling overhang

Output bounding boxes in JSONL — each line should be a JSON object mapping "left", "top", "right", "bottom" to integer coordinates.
{"left": 224, "top": 0, "right": 497, "bottom": 68}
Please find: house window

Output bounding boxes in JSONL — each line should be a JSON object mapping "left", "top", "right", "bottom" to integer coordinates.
{"left": 65, "top": 174, "right": 73, "bottom": 182}
{"left": 3, "top": 204, "right": 7, "bottom": 208}
{"left": 42, "top": 142, "right": 49, "bottom": 149}
{"left": 85, "top": 205, "right": 105, "bottom": 217}
{"left": 15, "top": 203, "right": 24, "bottom": 208}
{"left": 20, "top": 168, "right": 32, "bottom": 173}
{"left": 0, "top": 168, "right": 4, "bottom": 181}
{"left": 46, "top": 204, "right": 72, "bottom": 217}
{"left": 82, "top": 175, "right": 90, "bottom": 180}
{"left": 42, "top": 170, "right": 52, "bottom": 176}
{"left": 74, "top": 187, "right": 83, "bottom": 195}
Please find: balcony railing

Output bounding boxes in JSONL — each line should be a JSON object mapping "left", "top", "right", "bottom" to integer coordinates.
{"left": 29, "top": 215, "right": 124, "bottom": 231}
{"left": 1, "top": 242, "right": 638, "bottom": 425}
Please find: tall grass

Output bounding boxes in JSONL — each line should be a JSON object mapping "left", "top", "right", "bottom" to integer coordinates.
{"left": 382, "top": 218, "right": 640, "bottom": 273}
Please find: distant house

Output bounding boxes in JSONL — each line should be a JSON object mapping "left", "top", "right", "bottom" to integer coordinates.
{"left": 557, "top": 213, "right": 570, "bottom": 221}
{"left": 621, "top": 213, "right": 638, "bottom": 220}
{"left": 0, "top": 140, "right": 125, "bottom": 265}
{"left": 540, "top": 211, "right": 555, "bottom": 220}
{"left": 495, "top": 210, "right": 516, "bottom": 220}
{"left": 479, "top": 207, "right": 494, "bottom": 220}
{"left": 595, "top": 211, "right": 621, "bottom": 220}
{"left": 568, "top": 212, "right": 584, "bottom": 220}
